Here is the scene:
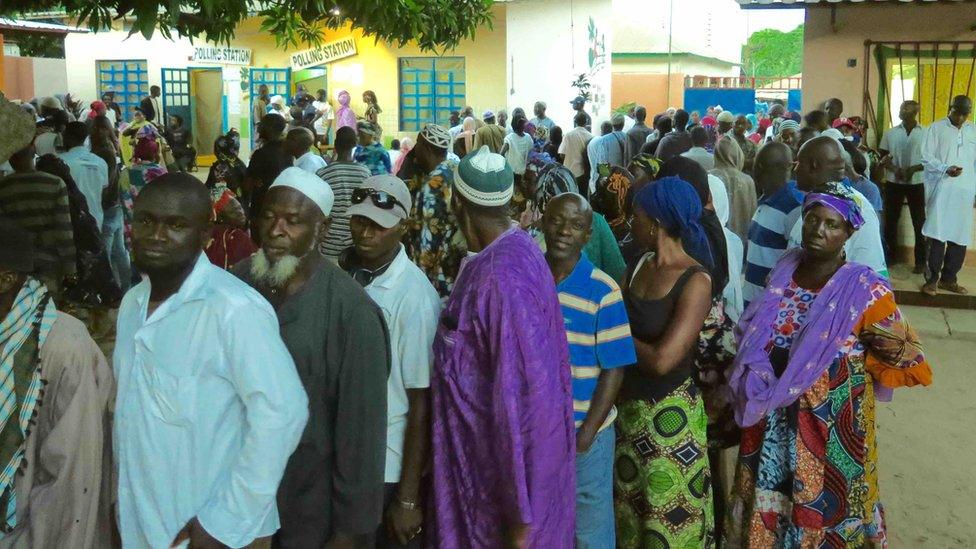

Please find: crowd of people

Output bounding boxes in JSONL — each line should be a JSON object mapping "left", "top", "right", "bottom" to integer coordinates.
{"left": 1, "top": 82, "right": 963, "bottom": 548}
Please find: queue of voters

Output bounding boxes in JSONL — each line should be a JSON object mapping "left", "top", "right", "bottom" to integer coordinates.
{"left": 3, "top": 75, "right": 966, "bottom": 549}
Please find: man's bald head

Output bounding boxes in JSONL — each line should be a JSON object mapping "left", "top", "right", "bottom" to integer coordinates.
{"left": 949, "top": 95, "right": 973, "bottom": 127}
{"left": 548, "top": 193, "right": 592, "bottom": 225}
{"left": 795, "top": 136, "right": 845, "bottom": 191}
{"left": 542, "top": 192, "right": 593, "bottom": 263}
{"left": 753, "top": 142, "right": 793, "bottom": 194}
{"left": 136, "top": 173, "right": 213, "bottom": 224}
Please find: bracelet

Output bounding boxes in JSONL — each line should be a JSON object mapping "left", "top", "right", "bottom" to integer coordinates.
{"left": 395, "top": 497, "right": 420, "bottom": 510}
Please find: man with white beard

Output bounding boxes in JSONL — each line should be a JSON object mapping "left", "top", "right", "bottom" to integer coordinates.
{"left": 233, "top": 167, "right": 392, "bottom": 547}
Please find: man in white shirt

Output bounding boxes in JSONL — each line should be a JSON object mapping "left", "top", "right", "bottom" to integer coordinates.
{"left": 559, "top": 112, "right": 594, "bottom": 186}
{"left": 341, "top": 175, "right": 441, "bottom": 548}
{"left": 681, "top": 126, "right": 715, "bottom": 171}
{"left": 879, "top": 100, "right": 927, "bottom": 272}
{"left": 787, "top": 137, "right": 888, "bottom": 277}
{"left": 920, "top": 95, "right": 976, "bottom": 295}
{"left": 529, "top": 101, "right": 556, "bottom": 133}
{"left": 114, "top": 174, "right": 308, "bottom": 548}
{"left": 59, "top": 122, "right": 109, "bottom": 228}
{"left": 312, "top": 88, "right": 334, "bottom": 146}
{"left": 285, "top": 127, "right": 327, "bottom": 174}
{"left": 586, "top": 121, "right": 613, "bottom": 194}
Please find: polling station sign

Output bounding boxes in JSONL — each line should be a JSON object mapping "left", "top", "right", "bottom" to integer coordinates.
{"left": 290, "top": 37, "right": 357, "bottom": 70}
{"left": 192, "top": 46, "right": 252, "bottom": 66}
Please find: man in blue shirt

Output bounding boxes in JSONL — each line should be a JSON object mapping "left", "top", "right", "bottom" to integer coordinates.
{"left": 744, "top": 142, "right": 803, "bottom": 306}
{"left": 542, "top": 193, "right": 636, "bottom": 548}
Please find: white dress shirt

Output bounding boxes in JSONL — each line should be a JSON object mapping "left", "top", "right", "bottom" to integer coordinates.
{"left": 361, "top": 245, "right": 441, "bottom": 482}
{"left": 59, "top": 146, "right": 109, "bottom": 229}
{"left": 559, "top": 126, "right": 594, "bottom": 179}
{"left": 295, "top": 151, "right": 328, "bottom": 174}
{"left": 880, "top": 123, "right": 926, "bottom": 184}
{"left": 114, "top": 254, "right": 309, "bottom": 548}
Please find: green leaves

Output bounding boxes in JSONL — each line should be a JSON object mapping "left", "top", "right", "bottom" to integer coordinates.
{"left": 741, "top": 25, "right": 804, "bottom": 79}
{"left": 4, "top": 0, "right": 495, "bottom": 52}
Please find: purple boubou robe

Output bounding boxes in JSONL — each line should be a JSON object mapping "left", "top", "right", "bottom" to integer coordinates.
{"left": 429, "top": 227, "right": 575, "bottom": 548}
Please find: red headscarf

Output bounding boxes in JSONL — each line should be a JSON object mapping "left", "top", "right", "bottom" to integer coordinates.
{"left": 87, "top": 100, "right": 107, "bottom": 120}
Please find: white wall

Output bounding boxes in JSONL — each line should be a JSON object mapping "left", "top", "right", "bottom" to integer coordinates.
{"left": 64, "top": 29, "right": 196, "bottom": 105}
{"left": 31, "top": 57, "right": 68, "bottom": 97}
{"left": 506, "top": 0, "right": 613, "bottom": 129}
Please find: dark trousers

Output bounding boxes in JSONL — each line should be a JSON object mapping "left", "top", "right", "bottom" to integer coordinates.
{"left": 883, "top": 182, "right": 926, "bottom": 267}
{"left": 375, "top": 483, "right": 422, "bottom": 549}
{"left": 925, "top": 237, "right": 967, "bottom": 284}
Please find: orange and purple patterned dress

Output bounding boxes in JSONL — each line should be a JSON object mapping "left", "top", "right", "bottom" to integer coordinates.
{"left": 725, "top": 279, "right": 931, "bottom": 547}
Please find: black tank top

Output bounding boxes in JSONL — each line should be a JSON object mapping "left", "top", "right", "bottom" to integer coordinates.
{"left": 619, "top": 259, "right": 708, "bottom": 403}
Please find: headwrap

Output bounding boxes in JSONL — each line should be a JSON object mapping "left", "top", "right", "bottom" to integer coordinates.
{"left": 728, "top": 248, "right": 888, "bottom": 427}
{"left": 143, "top": 165, "right": 167, "bottom": 183}
{"left": 136, "top": 124, "right": 159, "bottom": 140}
{"left": 700, "top": 116, "right": 717, "bottom": 127}
{"left": 214, "top": 130, "right": 240, "bottom": 161}
{"left": 87, "top": 100, "right": 106, "bottom": 120}
{"left": 212, "top": 187, "right": 236, "bottom": 215}
{"left": 533, "top": 163, "right": 579, "bottom": 214}
{"left": 393, "top": 137, "right": 414, "bottom": 176}
{"left": 820, "top": 128, "right": 844, "bottom": 142}
{"left": 657, "top": 157, "right": 727, "bottom": 293}
{"left": 457, "top": 117, "right": 477, "bottom": 153}
{"left": 628, "top": 154, "right": 663, "bottom": 180}
{"left": 776, "top": 119, "right": 800, "bottom": 136}
{"left": 270, "top": 166, "right": 335, "bottom": 217}
{"left": 453, "top": 145, "right": 514, "bottom": 207}
{"left": 419, "top": 123, "right": 451, "bottom": 151}
{"left": 634, "top": 176, "right": 713, "bottom": 269}
{"left": 592, "top": 166, "right": 635, "bottom": 238}
{"left": 802, "top": 181, "right": 865, "bottom": 230}
{"left": 0, "top": 93, "right": 37, "bottom": 164}
{"left": 357, "top": 120, "right": 377, "bottom": 136}
{"left": 335, "top": 90, "right": 356, "bottom": 131}
{"left": 714, "top": 136, "right": 744, "bottom": 172}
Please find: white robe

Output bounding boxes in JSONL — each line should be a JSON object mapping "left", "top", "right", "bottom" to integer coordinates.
{"left": 920, "top": 117, "right": 976, "bottom": 246}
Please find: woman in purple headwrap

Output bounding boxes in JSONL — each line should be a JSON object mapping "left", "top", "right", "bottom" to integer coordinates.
{"left": 614, "top": 176, "right": 715, "bottom": 547}
{"left": 724, "top": 182, "right": 932, "bottom": 546}
{"left": 334, "top": 90, "right": 357, "bottom": 133}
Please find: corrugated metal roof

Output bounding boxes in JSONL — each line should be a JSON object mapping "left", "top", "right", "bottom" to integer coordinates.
{"left": 0, "top": 18, "right": 88, "bottom": 34}
{"left": 736, "top": 0, "right": 971, "bottom": 8}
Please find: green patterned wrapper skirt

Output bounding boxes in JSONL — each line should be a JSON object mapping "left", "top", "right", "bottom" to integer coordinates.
{"left": 614, "top": 378, "right": 715, "bottom": 549}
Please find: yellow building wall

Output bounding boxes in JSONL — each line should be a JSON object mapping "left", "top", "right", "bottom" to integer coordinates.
{"left": 230, "top": 4, "right": 507, "bottom": 141}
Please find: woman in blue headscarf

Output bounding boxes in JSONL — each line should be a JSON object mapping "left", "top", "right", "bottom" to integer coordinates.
{"left": 614, "top": 176, "right": 715, "bottom": 547}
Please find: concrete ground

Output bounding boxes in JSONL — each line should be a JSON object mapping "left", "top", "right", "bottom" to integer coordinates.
{"left": 878, "top": 305, "right": 976, "bottom": 546}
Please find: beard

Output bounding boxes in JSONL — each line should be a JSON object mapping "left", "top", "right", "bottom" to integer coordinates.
{"left": 250, "top": 249, "right": 302, "bottom": 289}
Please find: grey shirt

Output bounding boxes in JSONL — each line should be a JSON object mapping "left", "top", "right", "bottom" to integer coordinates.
{"left": 655, "top": 130, "right": 693, "bottom": 162}
{"left": 234, "top": 254, "right": 391, "bottom": 545}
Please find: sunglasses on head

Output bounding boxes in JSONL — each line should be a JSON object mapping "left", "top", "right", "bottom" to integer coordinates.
{"left": 351, "top": 187, "right": 408, "bottom": 215}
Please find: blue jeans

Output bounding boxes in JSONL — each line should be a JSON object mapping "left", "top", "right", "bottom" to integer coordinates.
{"left": 575, "top": 426, "right": 615, "bottom": 548}
{"left": 101, "top": 205, "right": 132, "bottom": 293}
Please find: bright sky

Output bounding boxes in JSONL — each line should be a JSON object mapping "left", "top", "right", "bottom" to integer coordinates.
{"left": 743, "top": 8, "right": 806, "bottom": 35}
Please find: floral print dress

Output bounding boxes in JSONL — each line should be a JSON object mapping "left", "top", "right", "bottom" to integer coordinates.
{"left": 725, "top": 279, "right": 931, "bottom": 548}
{"left": 404, "top": 159, "right": 466, "bottom": 298}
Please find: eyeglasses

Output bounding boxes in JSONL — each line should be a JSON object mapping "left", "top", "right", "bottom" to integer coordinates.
{"left": 351, "top": 188, "right": 408, "bottom": 215}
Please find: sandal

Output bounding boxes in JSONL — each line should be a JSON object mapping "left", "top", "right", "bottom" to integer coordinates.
{"left": 921, "top": 282, "right": 938, "bottom": 297}
{"left": 938, "top": 281, "right": 968, "bottom": 294}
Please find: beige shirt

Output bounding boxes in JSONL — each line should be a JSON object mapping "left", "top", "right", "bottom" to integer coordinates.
{"left": 0, "top": 313, "right": 113, "bottom": 549}
{"left": 559, "top": 126, "right": 594, "bottom": 178}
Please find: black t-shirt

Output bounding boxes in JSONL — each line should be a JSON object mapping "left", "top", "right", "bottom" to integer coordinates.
{"left": 245, "top": 140, "right": 293, "bottom": 217}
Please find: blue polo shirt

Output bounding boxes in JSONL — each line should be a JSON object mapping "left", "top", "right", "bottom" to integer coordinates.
{"left": 556, "top": 253, "right": 636, "bottom": 430}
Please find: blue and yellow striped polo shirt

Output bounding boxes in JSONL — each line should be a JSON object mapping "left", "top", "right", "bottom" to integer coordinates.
{"left": 556, "top": 253, "right": 636, "bottom": 430}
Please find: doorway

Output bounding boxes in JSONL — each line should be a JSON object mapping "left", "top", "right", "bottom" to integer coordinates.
{"left": 190, "top": 67, "right": 224, "bottom": 165}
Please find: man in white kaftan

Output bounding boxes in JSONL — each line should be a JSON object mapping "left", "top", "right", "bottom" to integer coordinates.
{"left": 920, "top": 95, "right": 976, "bottom": 295}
